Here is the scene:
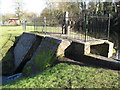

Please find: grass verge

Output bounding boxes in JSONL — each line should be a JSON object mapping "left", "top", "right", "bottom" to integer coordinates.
{"left": 2, "top": 63, "right": 119, "bottom": 88}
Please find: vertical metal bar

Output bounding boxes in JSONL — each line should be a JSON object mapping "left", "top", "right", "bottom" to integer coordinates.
{"left": 86, "top": 14, "right": 88, "bottom": 41}
{"left": 64, "top": 11, "right": 69, "bottom": 35}
{"left": 34, "top": 19, "right": 36, "bottom": 31}
{"left": 99, "top": 16, "right": 102, "bottom": 38}
{"left": 84, "top": 13, "right": 87, "bottom": 42}
{"left": 96, "top": 16, "right": 98, "bottom": 39}
{"left": 92, "top": 17, "right": 94, "bottom": 38}
{"left": 42, "top": 18, "right": 44, "bottom": 33}
{"left": 44, "top": 17, "right": 47, "bottom": 33}
{"left": 87, "top": 15, "right": 89, "bottom": 40}
{"left": 95, "top": 16, "right": 97, "bottom": 38}
{"left": 62, "top": 13, "right": 65, "bottom": 34}
{"left": 107, "top": 14, "right": 110, "bottom": 40}
{"left": 25, "top": 20, "right": 26, "bottom": 31}
{"left": 22, "top": 20, "right": 24, "bottom": 31}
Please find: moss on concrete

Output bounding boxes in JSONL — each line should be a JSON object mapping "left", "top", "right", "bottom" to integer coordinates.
{"left": 34, "top": 50, "right": 56, "bottom": 70}
{"left": 23, "top": 66, "right": 32, "bottom": 76}
{"left": 113, "top": 48, "right": 117, "bottom": 56}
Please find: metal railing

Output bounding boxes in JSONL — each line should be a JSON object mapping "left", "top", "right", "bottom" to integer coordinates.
{"left": 23, "top": 13, "right": 110, "bottom": 42}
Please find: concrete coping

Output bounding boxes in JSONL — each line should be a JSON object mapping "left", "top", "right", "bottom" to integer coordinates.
{"left": 32, "top": 33, "right": 72, "bottom": 42}
{"left": 87, "top": 54, "right": 120, "bottom": 64}
{"left": 73, "top": 39, "right": 113, "bottom": 47}
{"left": 71, "top": 39, "right": 111, "bottom": 45}
{"left": 104, "top": 40, "right": 114, "bottom": 45}
{"left": 28, "top": 32, "right": 112, "bottom": 46}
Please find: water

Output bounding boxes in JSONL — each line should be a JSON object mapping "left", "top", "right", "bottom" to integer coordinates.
{"left": 2, "top": 73, "right": 22, "bottom": 84}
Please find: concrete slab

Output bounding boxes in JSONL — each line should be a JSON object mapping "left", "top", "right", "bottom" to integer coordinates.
{"left": 14, "top": 33, "right": 36, "bottom": 69}
{"left": 23, "top": 36, "right": 71, "bottom": 76}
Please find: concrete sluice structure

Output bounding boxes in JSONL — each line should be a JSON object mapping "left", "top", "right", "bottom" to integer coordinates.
{"left": 2, "top": 32, "right": 120, "bottom": 84}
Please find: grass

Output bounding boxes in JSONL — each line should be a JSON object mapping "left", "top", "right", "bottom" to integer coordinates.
{"left": 2, "top": 63, "right": 119, "bottom": 88}
{"left": 0, "top": 26, "right": 25, "bottom": 60}
{"left": 0, "top": 26, "right": 22, "bottom": 60}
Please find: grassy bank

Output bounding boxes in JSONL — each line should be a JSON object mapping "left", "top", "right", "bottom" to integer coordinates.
{"left": 0, "top": 26, "right": 23, "bottom": 60}
{"left": 2, "top": 63, "right": 119, "bottom": 88}
{"left": 0, "top": 25, "right": 37, "bottom": 60}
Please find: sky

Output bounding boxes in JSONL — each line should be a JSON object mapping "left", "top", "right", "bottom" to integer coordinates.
{"left": 0, "top": 0, "right": 47, "bottom": 15}
{"left": 0, "top": 0, "right": 119, "bottom": 15}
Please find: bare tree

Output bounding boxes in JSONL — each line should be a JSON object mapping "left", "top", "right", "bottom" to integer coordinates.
{"left": 14, "top": 0, "right": 24, "bottom": 20}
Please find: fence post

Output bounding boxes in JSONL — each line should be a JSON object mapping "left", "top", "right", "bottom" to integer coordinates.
{"left": 22, "top": 20, "right": 26, "bottom": 31}
{"left": 64, "top": 11, "right": 69, "bottom": 35}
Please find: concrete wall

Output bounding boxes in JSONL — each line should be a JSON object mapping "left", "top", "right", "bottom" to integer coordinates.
{"left": 22, "top": 36, "right": 71, "bottom": 76}
{"left": 66, "top": 40, "right": 114, "bottom": 58}
{"left": 12, "top": 32, "right": 71, "bottom": 75}
{"left": 14, "top": 33, "right": 44, "bottom": 73}
{"left": 65, "top": 41, "right": 120, "bottom": 70}
{"left": 2, "top": 32, "right": 118, "bottom": 76}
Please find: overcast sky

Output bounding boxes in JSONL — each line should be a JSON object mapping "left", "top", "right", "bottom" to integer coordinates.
{"left": 1, "top": 0, "right": 47, "bottom": 15}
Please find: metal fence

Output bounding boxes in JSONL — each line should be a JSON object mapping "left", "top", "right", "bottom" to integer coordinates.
{"left": 34, "top": 17, "right": 62, "bottom": 34}
{"left": 23, "top": 12, "right": 110, "bottom": 42}
{"left": 87, "top": 14, "right": 110, "bottom": 40}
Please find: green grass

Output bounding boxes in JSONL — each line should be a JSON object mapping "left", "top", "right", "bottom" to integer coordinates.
{"left": 2, "top": 63, "right": 119, "bottom": 88}
{"left": 35, "top": 26, "right": 61, "bottom": 33}
{"left": 0, "top": 26, "right": 22, "bottom": 60}
{"left": 0, "top": 26, "right": 28, "bottom": 60}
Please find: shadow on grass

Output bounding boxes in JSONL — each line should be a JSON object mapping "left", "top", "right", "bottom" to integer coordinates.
{"left": 1, "top": 36, "right": 20, "bottom": 76}
{"left": 64, "top": 54, "right": 120, "bottom": 71}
